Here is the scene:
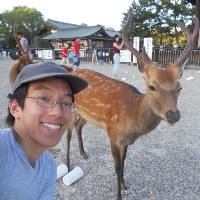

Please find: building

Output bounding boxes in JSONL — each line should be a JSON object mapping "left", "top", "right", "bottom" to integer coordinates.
{"left": 42, "top": 19, "right": 121, "bottom": 50}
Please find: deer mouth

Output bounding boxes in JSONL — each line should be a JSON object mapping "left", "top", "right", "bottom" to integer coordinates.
{"left": 165, "top": 110, "right": 181, "bottom": 124}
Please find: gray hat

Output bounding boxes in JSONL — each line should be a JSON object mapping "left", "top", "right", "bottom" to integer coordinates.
{"left": 12, "top": 62, "right": 88, "bottom": 94}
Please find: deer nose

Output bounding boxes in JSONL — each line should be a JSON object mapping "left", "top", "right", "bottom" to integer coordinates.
{"left": 166, "top": 110, "right": 181, "bottom": 124}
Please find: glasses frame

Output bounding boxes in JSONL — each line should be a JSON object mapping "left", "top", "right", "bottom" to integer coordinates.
{"left": 26, "top": 96, "right": 77, "bottom": 113}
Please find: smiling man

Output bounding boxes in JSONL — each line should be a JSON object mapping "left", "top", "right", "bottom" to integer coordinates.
{"left": 0, "top": 62, "right": 88, "bottom": 200}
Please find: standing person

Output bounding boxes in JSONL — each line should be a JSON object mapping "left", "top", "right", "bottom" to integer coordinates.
{"left": 72, "top": 37, "right": 81, "bottom": 69}
{"left": 17, "top": 32, "right": 29, "bottom": 55}
{"left": 60, "top": 44, "right": 69, "bottom": 66}
{"left": 112, "top": 35, "right": 124, "bottom": 79}
{"left": 0, "top": 62, "right": 88, "bottom": 199}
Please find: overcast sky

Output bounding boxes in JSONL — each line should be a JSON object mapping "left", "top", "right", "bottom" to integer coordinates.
{"left": 0, "top": 0, "right": 133, "bottom": 30}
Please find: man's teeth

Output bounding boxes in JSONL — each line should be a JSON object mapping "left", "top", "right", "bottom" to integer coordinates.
{"left": 43, "top": 123, "right": 60, "bottom": 129}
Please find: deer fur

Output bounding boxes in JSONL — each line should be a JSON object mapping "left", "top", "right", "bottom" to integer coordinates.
{"left": 66, "top": 8, "right": 199, "bottom": 200}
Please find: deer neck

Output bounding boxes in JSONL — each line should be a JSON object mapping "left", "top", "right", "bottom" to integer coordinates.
{"left": 135, "top": 94, "right": 161, "bottom": 134}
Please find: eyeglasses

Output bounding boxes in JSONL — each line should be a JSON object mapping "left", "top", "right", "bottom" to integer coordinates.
{"left": 26, "top": 96, "right": 77, "bottom": 113}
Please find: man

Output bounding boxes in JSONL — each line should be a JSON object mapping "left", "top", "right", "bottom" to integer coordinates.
{"left": 72, "top": 37, "right": 81, "bottom": 68}
{"left": 0, "top": 62, "right": 88, "bottom": 199}
{"left": 17, "top": 32, "right": 29, "bottom": 55}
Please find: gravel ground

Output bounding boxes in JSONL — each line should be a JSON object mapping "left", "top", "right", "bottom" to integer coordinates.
{"left": 0, "top": 58, "right": 200, "bottom": 200}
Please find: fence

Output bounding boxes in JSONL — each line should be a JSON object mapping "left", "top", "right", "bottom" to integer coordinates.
{"left": 152, "top": 48, "right": 200, "bottom": 68}
{"left": 2, "top": 47, "right": 199, "bottom": 68}
{"left": 78, "top": 48, "right": 200, "bottom": 68}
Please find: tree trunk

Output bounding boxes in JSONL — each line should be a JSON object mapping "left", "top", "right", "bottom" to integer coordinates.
{"left": 194, "top": 0, "right": 200, "bottom": 48}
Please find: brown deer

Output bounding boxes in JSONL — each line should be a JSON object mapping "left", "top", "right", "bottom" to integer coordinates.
{"left": 66, "top": 8, "right": 199, "bottom": 200}
{"left": 9, "top": 23, "right": 73, "bottom": 86}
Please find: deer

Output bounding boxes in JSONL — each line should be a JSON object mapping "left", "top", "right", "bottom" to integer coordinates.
{"left": 65, "top": 8, "right": 199, "bottom": 200}
{"left": 9, "top": 23, "right": 73, "bottom": 86}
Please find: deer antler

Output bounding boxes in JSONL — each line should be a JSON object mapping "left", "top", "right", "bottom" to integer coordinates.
{"left": 122, "top": 8, "right": 199, "bottom": 68}
{"left": 122, "top": 7, "right": 152, "bottom": 65}
{"left": 174, "top": 17, "right": 199, "bottom": 67}
{"left": 9, "top": 23, "right": 34, "bottom": 86}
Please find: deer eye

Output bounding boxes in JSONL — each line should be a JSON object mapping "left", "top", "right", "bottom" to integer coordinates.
{"left": 149, "top": 85, "right": 155, "bottom": 91}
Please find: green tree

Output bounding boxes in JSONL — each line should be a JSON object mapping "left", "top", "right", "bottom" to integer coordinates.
{"left": 1, "top": 6, "right": 50, "bottom": 48}
{"left": 121, "top": 0, "right": 152, "bottom": 46}
{"left": 121, "top": 0, "right": 195, "bottom": 48}
{"left": 169, "top": 0, "right": 195, "bottom": 46}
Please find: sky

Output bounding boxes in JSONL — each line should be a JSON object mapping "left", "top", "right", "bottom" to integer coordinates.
{"left": 0, "top": 0, "right": 133, "bottom": 31}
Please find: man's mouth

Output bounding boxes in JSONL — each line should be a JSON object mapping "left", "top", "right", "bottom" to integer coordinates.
{"left": 43, "top": 123, "right": 61, "bottom": 130}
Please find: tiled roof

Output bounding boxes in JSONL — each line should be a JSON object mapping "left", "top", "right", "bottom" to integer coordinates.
{"left": 46, "top": 19, "right": 121, "bottom": 39}
{"left": 105, "top": 29, "right": 121, "bottom": 37}
{"left": 42, "top": 26, "right": 112, "bottom": 40}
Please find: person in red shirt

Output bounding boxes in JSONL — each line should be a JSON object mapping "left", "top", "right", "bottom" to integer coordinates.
{"left": 72, "top": 37, "right": 81, "bottom": 68}
{"left": 112, "top": 35, "right": 124, "bottom": 79}
{"left": 60, "top": 44, "right": 69, "bottom": 66}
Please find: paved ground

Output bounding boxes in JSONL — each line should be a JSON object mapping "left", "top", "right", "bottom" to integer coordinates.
{"left": 0, "top": 58, "right": 200, "bottom": 200}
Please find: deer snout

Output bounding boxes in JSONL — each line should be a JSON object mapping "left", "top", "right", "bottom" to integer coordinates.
{"left": 166, "top": 110, "right": 181, "bottom": 124}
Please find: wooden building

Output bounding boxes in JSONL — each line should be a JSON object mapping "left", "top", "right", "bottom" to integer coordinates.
{"left": 42, "top": 19, "right": 121, "bottom": 50}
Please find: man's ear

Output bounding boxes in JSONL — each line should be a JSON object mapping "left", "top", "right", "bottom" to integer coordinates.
{"left": 9, "top": 99, "right": 21, "bottom": 119}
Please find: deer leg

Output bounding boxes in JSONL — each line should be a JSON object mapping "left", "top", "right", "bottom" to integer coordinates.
{"left": 66, "top": 127, "right": 72, "bottom": 171}
{"left": 75, "top": 117, "right": 88, "bottom": 159}
{"left": 66, "top": 114, "right": 76, "bottom": 171}
{"left": 120, "top": 145, "right": 128, "bottom": 190}
{"left": 110, "top": 140, "right": 123, "bottom": 200}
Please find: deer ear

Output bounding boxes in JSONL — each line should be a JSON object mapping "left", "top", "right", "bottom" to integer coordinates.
{"left": 138, "top": 61, "right": 145, "bottom": 73}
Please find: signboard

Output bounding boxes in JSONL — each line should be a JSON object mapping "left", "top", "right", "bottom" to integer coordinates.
{"left": 80, "top": 50, "right": 85, "bottom": 58}
{"left": 143, "top": 38, "right": 153, "bottom": 60}
{"left": 2, "top": 51, "right": 7, "bottom": 57}
{"left": 37, "top": 50, "right": 43, "bottom": 59}
{"left": 37, "top": 50, "right": 53, "bottom": 60}
{"left": 120, "top": 50, "right": 131, "bottom": 63}
{"left": 133, "top": 37, "right": 140, "bottom": 63}
{"left": 42, "top": 50, "right": 53, "bottom": 59}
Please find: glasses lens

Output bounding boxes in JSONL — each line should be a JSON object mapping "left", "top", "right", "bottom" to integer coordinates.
{"left": 37, "top": 97, "right": 55, "bottom": 108}
{"left": 62, "top": 103, "right": 77, "bottom": 113}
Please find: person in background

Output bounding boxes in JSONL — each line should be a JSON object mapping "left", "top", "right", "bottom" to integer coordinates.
{"left": 72, "top": 37, "right": 81, "bottom": 69}
{"left": 112, "top": 35, "right": 124, "bottom": 80}
{"left": 17, "top": 32, "right": 29, "bottom": 56}
{"left": 60, "top": 43, "right": 69, "bottom": 66}
{"left": 0, "top": 62, "right": 88, "bottom": 200}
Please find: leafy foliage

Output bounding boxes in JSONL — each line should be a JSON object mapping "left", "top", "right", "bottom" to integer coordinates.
{"left": 121, "top": 0, "right": 195, "bottom": 47}
{"left": 0, "top": 6, "right": 51, "bottom": 49}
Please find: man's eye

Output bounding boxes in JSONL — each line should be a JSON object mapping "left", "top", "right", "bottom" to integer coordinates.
{"left": 62, "top": 102, "right": 72, "bottom": 106}
{"left": 39, "top": 96, "right": 50, "bottom": 101}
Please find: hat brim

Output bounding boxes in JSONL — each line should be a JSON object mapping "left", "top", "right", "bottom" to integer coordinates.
{"left": 19, "top": 73, "right": 88, "bottom": 94}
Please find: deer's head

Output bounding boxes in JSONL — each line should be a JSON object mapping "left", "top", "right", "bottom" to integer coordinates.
{"left": 122, "top": 8, "right": 199, "bottom": 124}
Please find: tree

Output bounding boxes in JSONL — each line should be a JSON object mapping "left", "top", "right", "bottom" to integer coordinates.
{"left": 121, "top": 0, "right": 152, "bottom": 46}
{"left": 1, "top": 6, "right": 50, "bottom": 48}
{"left": 121, "top": 0, "right": 195, "bottom": 48}
{"left": 169, "top": 0, "right": 195, "bottom": 46}
{"left": 106, "top": 26, "right": 115, "bottom": 31}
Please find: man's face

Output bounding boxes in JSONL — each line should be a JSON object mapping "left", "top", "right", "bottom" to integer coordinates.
{"left": 11, "top": 77, "right": 73, "bottom": 149}
{"left": 17, "top": 34, "right": 22, "bottom": 39}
